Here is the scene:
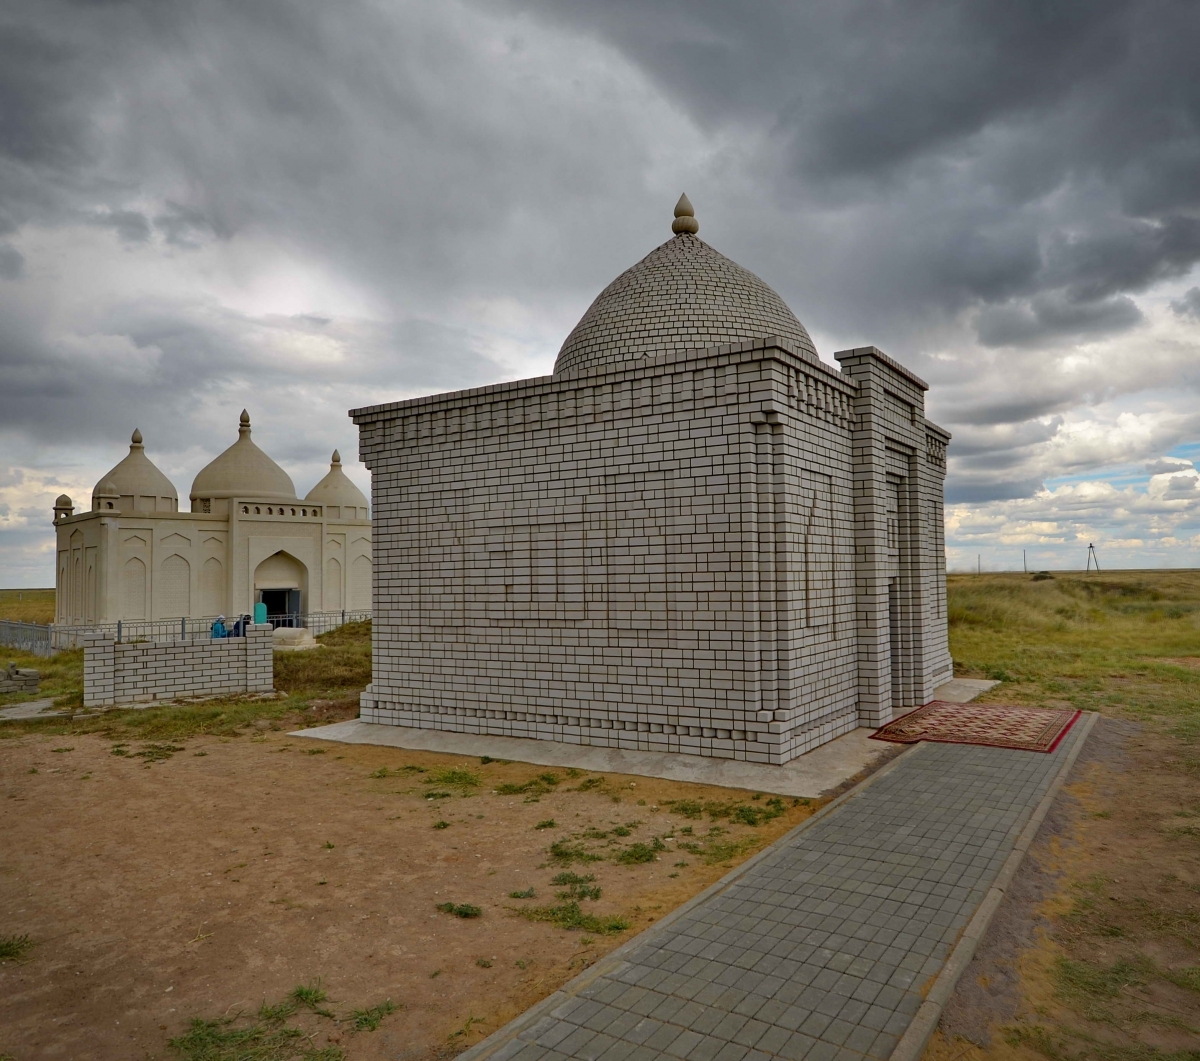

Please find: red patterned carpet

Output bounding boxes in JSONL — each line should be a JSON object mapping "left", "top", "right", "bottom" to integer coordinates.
{"left": 871, "top": 700, "right": 1082, "bottom": 753}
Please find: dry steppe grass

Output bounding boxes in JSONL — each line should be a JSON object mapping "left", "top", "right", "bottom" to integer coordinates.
{"left": 925, "top": 570, "right": 1200, "bottom": 1061}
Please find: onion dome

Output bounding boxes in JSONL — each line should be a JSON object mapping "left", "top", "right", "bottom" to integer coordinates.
{"left": 305, "top": 450, "right": 369, "bottom": 516}
{"left": 91, "top": 429, "right": 179, "bottom": 512}
{"left": 554, "top": 194, "right": 817, "bottom": 376}
{"left": 190, "top": 410, "right": 297, "bottom": 505}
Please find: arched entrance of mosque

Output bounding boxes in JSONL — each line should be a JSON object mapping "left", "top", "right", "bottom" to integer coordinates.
{"left": 254, "top": 551, "right": 307, "bottom": 625}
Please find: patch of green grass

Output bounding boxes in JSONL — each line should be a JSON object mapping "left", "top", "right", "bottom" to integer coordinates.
{"left": 614, "top": 838, "right": 665, "bottom": 864}
{"left": 509, "top": 888, "right": 536, "bottom": 899}
{"left": 432, "top": 820, "right": 450, "bottom": 829}
{"left": 535, "top": 819, "right": 557, "bottom": 830}
{"left": 436, "top": 902, "right": 482, "bottom": 918}
{"left": 573, "top": 776, "right": 606, "bottom": 792}
{"left": 348, "top": 999, "right": 396, "bottom": 1032}
{"left": 121, "top": 742, "right": 186, "bottom": 763}
{"left": 289, "top": 982, "right": 329, "bottom": 1010}
{"left": 424, "top": 791, "right": 452, "bottom": 800}
{"left": 513, "top": 902, "right": 629, "bottom": 935}
{"left": 664, "top": 797, "right": 786, "bottom": 826}
{"left": 258, "top": 999, "right": 297, "bottom": 1022}
{"left": 547, "top": 839, "right": 603, "bottom": 865}
{"left": 0, "top": 934, "right": 34, "bottom": 962}
{"left": 423, "top": 767, "right": 480, "bottom": 788}
{"left": 551, "top": 871, "right": 601, "bottom": 901}
{"left": 273, "top": 621, "right": 371, "bottom": 695}
{"left": 496, "top": 772, "right": 561, "bottom": 796}
{"left": 476, "top": 958, "right": 493, "bottom": 968}
{"left": 169, "top": 1015, "right": 342, "bottom": 1060}
{"left": 1054, "top": 956, "right": 1149, "bottom": 1002}
{"left": 0, "top": 644, "right": 82, "bottom": 709}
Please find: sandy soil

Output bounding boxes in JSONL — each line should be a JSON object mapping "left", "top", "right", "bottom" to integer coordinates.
{"left": 922, "top": 718, "right": 1200, "bottom": 1060}
{"left": 0, "top": 729, "right": 814, "bottom": 1060}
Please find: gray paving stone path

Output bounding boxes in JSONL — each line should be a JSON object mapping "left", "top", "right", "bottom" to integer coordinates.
{"left": 465, "top": 724, "right": 1089, "bottom": 1061}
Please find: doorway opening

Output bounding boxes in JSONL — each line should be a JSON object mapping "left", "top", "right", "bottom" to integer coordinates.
{"left": 257, "top": 588, "right": 301, "bottom": 627}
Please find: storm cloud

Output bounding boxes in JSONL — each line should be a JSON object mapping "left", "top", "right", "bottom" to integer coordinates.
{"left": 1, "top": 0, "right": 1199, "bottom": 582}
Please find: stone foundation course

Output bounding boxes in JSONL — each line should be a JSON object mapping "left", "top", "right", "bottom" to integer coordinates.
{"left": 83, "top": 624, "right": 274, "bottom": 708}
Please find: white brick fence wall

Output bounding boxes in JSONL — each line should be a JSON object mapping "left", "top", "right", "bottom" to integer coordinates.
{"left": 83, "top": 624, "right": 274, "bottom": 708}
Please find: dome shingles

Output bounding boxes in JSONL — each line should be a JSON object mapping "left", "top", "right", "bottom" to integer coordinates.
{"left": 554, "top": 230, "right": 818, "bottom": 377}
{"left": 189, "top": 410, "right": 297, "bottom": 506}
{"left": 92, "top": 429, "right": 179, "bottom": 513}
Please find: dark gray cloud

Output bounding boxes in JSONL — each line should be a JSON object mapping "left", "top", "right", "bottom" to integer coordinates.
{"left": 974, "top": 293, "right": 1142, "bottom": 348}
{"left": 1171, "top": 287, "right": 1200, "bottom": 319}
{"left": 0, "top": 244, "right": 23, "bottom": 279}
{"left": 508, "top": 0, "right": 1200, "bottom": 341}
{"left": 1, "top": 0, "right": 1199, "bottom": 586}
{"left": 1145, "top": 458, "right": 1193, "bottom": 474}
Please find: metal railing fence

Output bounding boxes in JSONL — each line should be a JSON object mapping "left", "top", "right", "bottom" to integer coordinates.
{"left": 42, "top": 610, "right": 370, "bottom": 648}
{"left": 0, "top": 620, "right": 54, "bottom": 658}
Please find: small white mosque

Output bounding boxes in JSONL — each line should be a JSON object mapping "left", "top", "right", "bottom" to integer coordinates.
{"left": 52, "top": 411, "right": 372, "bottom": 625}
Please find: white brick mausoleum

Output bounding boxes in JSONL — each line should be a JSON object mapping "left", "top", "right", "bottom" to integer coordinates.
{"left": 353, "top": 198, "right": 952, "bottom": 764}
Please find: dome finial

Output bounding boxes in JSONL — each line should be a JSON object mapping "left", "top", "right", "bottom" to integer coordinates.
{"left": 331, "top": 449, "right": 341, "bottom": 465}
{"left": 130, "top": 428, "right": 143, "bottom": 447}
{"left": 671, "top": 193, "right": 699, "bottom": 235}
{"left": 239, "top": 409, "right": 251, "bottom": 437}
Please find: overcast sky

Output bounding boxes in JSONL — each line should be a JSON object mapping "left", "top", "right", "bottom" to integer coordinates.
{"left": 2, "top": 0, "right": 1199, "bottom": 586}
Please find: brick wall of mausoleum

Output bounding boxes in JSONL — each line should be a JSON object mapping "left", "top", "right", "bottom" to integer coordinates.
{"left": 353, "top": 336, "right": 948, "bottom": 764}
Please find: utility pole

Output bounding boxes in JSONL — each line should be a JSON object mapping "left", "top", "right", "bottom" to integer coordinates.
{"left": 977, "top": 554, "right": 981, "bottom": 575}
{"left": 1023, "top": 550, "right": 1027, "bottom": 573}
{"left": 1086, "top": 543, "right": 1100, "bottom": 573}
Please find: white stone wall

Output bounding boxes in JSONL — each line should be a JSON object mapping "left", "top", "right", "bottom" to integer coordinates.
{"left": 55, "top": 508, "right": 370, "bottom": 625}
{"left": 354, "top": 339, "right": 949, "bottom": 764}
{"left": 83, "top": 624, "right": 274, "bottom": 708}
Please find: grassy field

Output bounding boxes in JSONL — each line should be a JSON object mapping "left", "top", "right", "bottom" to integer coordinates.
{"left": 949, "top": 570, "right": 1200, "bottom": 737}
{"left": 0, "top": 588, "right": 54, "bottom": 624}
{"left": 930, "top": 570, "right": 1200, "bottom": 1061}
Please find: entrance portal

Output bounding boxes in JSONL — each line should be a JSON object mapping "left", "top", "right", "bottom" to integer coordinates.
{"left": 253, "top": 551, "right": 307, "bottom": 627}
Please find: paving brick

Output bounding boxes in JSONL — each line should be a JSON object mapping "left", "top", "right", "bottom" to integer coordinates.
{"left": 472, "top": 731, "right": 1084, "bottom": 1061}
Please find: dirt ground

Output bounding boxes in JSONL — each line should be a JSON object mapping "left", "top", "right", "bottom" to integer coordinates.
{"left": 922, "top": 721, "right": 1200, "bottom": 1060}
{"left": 0, "top": 725, "right": 815, "bottom": 1060}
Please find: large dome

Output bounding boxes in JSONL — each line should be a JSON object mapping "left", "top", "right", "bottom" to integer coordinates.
{"left": 190, "top": 410, "right": 297, "bottom": 506}
{"left": 554, "top": 199, "right": 817, "bottom": 376}
{"left": 91, "top": 429, "right": 178, "bottom": 513}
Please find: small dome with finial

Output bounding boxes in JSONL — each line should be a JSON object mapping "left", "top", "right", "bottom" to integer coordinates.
{"left": 305, "top": 448, "right": 369, "bottom": 515}
{"left": 91, "top": 429, "right": 179, "bottom": 513}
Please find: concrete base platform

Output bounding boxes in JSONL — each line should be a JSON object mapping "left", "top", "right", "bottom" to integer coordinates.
{"left": 288, "top": 677, "right": 998, "bottom": 798}
{"left": 933, "top": 677, "right": 999, "bottom": 703}
{"left": 290, "top": 720, "right": 892, "bottom": 798}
